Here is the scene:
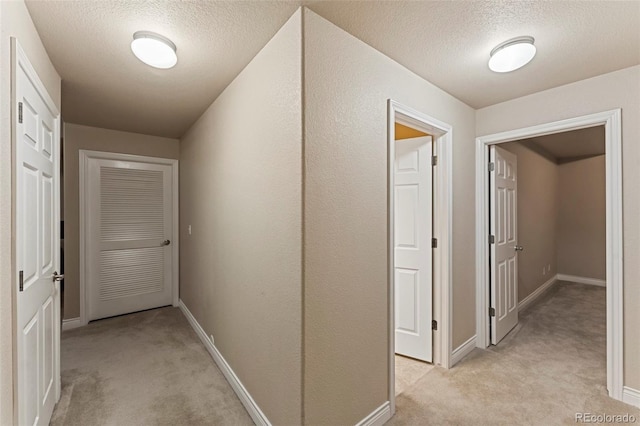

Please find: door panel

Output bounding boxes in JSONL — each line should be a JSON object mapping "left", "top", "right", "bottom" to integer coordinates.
{"left": 22, "top": 165, "right": 39, "bottom": 288}
{"left": 16, "top": 41, "right": 61, "bottom": 426}
{"left": 42, "top": 296, "right": 55, "bottom": 403}
{"left": 396, "top": 268, "right": 418, "bottom": 333}
{"left": 490, "top": 145, "right": 518, "bottom": 344}
{"left": 394, "top": 136, "right": 433, "bottom": 362}
{"left": 87, "top": 158, "right": 174, "bottom": 321}
{"left": 22, "top": 315, "right": 39, "bottom": 426}
{"left": 42, "top": 175, "right": 54, "bottom": 271}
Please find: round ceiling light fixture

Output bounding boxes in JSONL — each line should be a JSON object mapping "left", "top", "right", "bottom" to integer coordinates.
{"left": 131, "top": 31, "right": 177, "bottom": 69}
{"left": 488, "top": 36, "right": 536, "bottom": 73}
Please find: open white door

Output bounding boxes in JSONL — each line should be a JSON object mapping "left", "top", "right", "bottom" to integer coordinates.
{"left": 489, "top": 145, "right": 519, "bottom": 345}
{"left": 394, "top": 136, "right": 433, "bottom": 362}
{"left": 14, "top": 39, "right": 61, "bottom": 426}
{"left": 83, "top": 154, "right": 175, "bottom": 321}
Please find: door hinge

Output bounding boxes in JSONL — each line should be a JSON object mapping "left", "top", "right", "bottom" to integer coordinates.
{"left": 488, "top": 162, "right": 495, "bottom": 172}
{"left": 432, "top": 238, "right": 438, "bottom": 248}
{"left": 489, "top": 307, "right": 496, "bottom": 317}
{"left": 432, "top": 320, "right": 438, "bottom": 331}
{"left": 19, "top": 270, "right": 24, "bottom": 292}
{"left": 431, "top": 155, "right": 438, "bottom": 166}
{"left": 18, "top": 102, "right": 23, "bottom": 124}
{"left": 489, "top": 235, "right": 495, "bottom": 244}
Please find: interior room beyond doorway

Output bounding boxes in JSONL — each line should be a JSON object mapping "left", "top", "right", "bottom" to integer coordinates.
{"left": 483, "top": 123, "right": 613, "bottom": 401}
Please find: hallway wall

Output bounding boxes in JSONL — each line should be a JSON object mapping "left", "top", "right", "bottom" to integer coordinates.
{"left": 62, "top": 123, "right": 180, "bottom": 320}
{"left": 476, "top": 64, "right": 640, "bottom": 390}
{"left": 0, "top": 1, "right": 62, "bottom": 423}
{"left": 558, "top": 155, "right": 606, "bottom": 280}
{"left": 303, "top": 9, "right": 476, "bottom": 424}
{"left": 179, "top": 10, "right": 303, "bottom": 425}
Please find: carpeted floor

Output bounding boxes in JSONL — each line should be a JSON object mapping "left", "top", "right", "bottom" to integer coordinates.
{"left": 395, "top": 355, "right": 434, "bottom": 396}
{"left": 52, "top": 282, "right": 639, "bottom": 426}
{"left": 51, "top": 307, "right": 253, "bottom": 426}
{"left": 390, "top": 281, "right": 640, "bottom": 425}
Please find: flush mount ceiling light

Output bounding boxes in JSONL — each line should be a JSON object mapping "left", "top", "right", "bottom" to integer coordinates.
{"left": 488, "top": 36, "right": 536, "bottom": 73}
{"left": 131, "top": 31, "right": 177, "bottom": 69}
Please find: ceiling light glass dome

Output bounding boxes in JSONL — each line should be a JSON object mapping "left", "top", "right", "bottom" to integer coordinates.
{"left": 488, "top": 36, "right": 536, "bottom": 73}
{"left": 131, "top": 31, "right": 177, "bottom": 69}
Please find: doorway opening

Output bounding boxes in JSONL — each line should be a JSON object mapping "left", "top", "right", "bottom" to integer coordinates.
{"left": 475, "top": 110, "right": 624, "bottom": 402}
{"left": 388, "top": 100, "right": 453, "bottom": 415}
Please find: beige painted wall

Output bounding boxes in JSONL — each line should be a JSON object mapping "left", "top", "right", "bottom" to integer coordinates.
{"left": 558, "top": 155, "right": 606, "bottom": 280}
{"left": 178, "top": 10, "right": 302, "bottom": 425}
{"left": 476, "top": 65, "right": 640, "bottom": 390}
{"left": 501, "top": 142, "right": 559, "bottom": 302}
{"left": 303, "top": 10, "right": 476, "bottom": 424}
{"left": 62, "top": 123, "right": 179, "bottom": 319}
{"left": 0, "top": 1, "right": 61, "bottom": 423}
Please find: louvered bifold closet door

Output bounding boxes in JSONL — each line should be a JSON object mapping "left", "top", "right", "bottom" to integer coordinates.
{"left": 87, "top": 159, "right": 173, "bottom": 321}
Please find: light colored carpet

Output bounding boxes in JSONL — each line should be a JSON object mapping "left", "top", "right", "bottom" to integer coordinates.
{"left": 389, "top": 281, "right": 640, "bottom": 425}
{"left": 395, "top": 355, "right": 434, "bottom": 396}
{"left": 51, "top": 307, "right": 253, "bottom": 426}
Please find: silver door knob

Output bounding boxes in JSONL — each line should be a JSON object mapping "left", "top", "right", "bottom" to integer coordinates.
{"left": 52, "top": 271, "right": 64, "bottom": 282}
{"left": 514, "top": 245, "right": 524, "bottom": 252}
{"left": 161, "top": 240, "right": 171, "bottom": 246}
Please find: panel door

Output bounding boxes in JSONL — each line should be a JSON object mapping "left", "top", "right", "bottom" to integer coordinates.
{"left": 394, "top": 136, "right": 433, "bottom": 362}
{"left": 86, "top": 159, "right": 174, "bottom": 321}
{"left": 490, "top": 145, "right": 519, "bottom": 344}
{"left": 16, "top": 46, "right": 61, "bottom": 426}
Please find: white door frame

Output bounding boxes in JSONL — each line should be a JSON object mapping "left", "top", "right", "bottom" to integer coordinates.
{"left": 12, "top": 38, "right": 62, "bottom": 423}
{"left": 474, "top": 109, "right": 623, "bottom": 401}
{"left": 388, "top": 100, "right": 453, "bottom": 415}
{"left": 78, "top": 150, "right": 179, "bottom": 326}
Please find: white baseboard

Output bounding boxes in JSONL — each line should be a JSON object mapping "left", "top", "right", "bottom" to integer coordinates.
{"left": 451, "top": 335, "right": 476, "bottom": 366}
{"left": 355, "top": 401, "right": 391, "bottom": 426}
{"left": 61, "top": 317, "right": 82, "bottom": 331}
{"left": 556, "top": 274, "right": 606, "bottom": 287}
{"left": 519, "top": 274, "right": 558, "bottom": 312}
{"left": 623, "top": 386, "right": 640, "bottom": 408}
{"left": 179, "top": 300, "right": 271, "bottom": 426}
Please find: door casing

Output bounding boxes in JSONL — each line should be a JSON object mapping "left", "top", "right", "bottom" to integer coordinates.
{"left": 474, "top": 109, "right": 623, "bottom": 401}
{"left": 388, "top": 99, "right": 453, "bottom": 417}
{"left": 78, "top": 150, "right": 179, "bottom": 326}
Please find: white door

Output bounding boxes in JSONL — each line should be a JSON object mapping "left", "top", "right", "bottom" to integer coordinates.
{"left": 85, "top": 157, "right": 174, "bottom": 321}
{"left": 490, "top": 145, "right": 519, "bottom": 344}
{"left": 394, "top": 136, "right": 433, "bottom": 362}
{"left": 15, "top": 40, "right": 61, "bottom": 426}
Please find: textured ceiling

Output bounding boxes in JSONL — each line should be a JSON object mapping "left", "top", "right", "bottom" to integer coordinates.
{"left": 527, "top": 126, "right": 605, "bottom": 163}
{"left": 506, "top": 126, "right": 605, "bottom": 164}
{"left": 25, "top": 1, "right": 300, "bottom": 138}
{"left": 26, "top": 1, "right": 640, "bottom": 138}
{"left": 306, "top": 0, "right": 640, "bottom": 109}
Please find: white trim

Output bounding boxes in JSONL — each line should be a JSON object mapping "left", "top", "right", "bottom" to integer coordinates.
{"left": 518, "top": 275, "right": 558, "bottom": 312}
{"left": 622, "top": 387, "right": 640, "bottom": 409}
{"left": 61, "top": 318, "right": 83, "bottom": 331}
{"left": 388, "top": 100, "right": 453, "bottom": 416}
{"left": 354, "top": 402, "right": 391, "bottom": 426}
{"left": 451, "top": 335, "right": 476, "bottom": 366}
{"left": 178, "top": 300, "right": 271, "bottom": 426}
{"left": 556, "top": 274, "right": 606, "bottom": 287}
{"left": 79, "top": 150, "right": 179, "bottom": 326}
{"left": 475, "top": 109, "right": 624, "bottom": 402}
